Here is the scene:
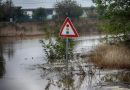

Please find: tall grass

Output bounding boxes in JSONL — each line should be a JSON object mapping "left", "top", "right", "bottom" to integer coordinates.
{"left": 89, "top": 44, "right": 130, "bottom": 69}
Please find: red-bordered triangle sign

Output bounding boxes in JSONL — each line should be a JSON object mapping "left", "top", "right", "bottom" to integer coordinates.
{"left": 60, "top": 17, "right": 79, "bottom": 38}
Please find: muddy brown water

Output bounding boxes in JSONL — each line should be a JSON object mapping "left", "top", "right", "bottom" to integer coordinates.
{"left": 0, "top": 36, "right": 130, "bottom": 90}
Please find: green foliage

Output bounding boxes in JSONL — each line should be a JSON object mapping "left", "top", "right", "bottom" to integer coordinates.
{"left": 55, "top": 0, "right": 83, "bottom": 20}
{"left": 32, "top": 8, "right": 46, "bottom": 21}
{"left": 40, "top": 38, "right": 74, "bottom": 63}
{"left": 93, "top": 0, "right": 130, "bottom": 41}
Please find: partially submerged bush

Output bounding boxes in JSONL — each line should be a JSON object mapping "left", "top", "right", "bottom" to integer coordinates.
{"left": 40, "top": 38, "right": 74, "bottom": 63}
{"left": 89, "top": 44, "right": 130, "bottom": 69}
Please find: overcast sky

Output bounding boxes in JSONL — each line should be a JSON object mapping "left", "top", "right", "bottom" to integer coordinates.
{"left": 11, "top": 0, "right": 94, "bottom": 9}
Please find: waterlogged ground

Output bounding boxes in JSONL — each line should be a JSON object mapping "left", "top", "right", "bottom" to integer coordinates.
{"left": 0, "top": 36, "right": 130, "bottom": 90}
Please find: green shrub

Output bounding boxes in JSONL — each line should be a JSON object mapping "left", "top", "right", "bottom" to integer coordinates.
{"left": 40, "top": 38, "right": 74, "bottom": 63}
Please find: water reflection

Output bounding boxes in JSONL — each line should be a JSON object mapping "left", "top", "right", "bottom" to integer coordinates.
{"left": 0, "top": 36, "right": 129, "bottom": 90}
{"left": 41, "top": 67, "right": 75, "bottom": 90}
{"left": 39, "top": 57, "right": 98, "bottom": 90}
{"left": 39, "top": 36, "right": 130, "bottom": 90}
{"left": 0, "top": 41, "right": 5, "bottom": 78}
{"left": 7, "top": 42, "right": 14, "bottom": 60}
{"left": 44, "top": 74, "right": 75, "bottom": 90}
{"left": 101, "top": 71, "right": 130, "bottom": 85}
{"left": 0, "top": 55, "right": 5, "bottom": 78}
{"left": 39, "top": 56, "right": 130, "bottom": 90}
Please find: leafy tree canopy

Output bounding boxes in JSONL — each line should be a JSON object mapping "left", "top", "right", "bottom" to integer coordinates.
{"left": 55, "top": 0, "right": 83, "bottom": 20}
{"left": 93, "top": 0, "right": 130, "bottom": 41}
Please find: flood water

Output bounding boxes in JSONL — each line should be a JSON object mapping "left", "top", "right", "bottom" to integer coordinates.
{"left": 0, "top": 36, "right": 130, "bottom": 90}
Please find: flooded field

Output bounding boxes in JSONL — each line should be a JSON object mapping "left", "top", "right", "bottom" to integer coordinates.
{"left": 0, "top": 36, "right": 130, "bottom": 90}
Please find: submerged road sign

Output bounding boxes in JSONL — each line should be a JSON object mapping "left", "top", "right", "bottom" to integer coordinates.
{"left": 60, "top": 17, "right": 79, "bottom": 38}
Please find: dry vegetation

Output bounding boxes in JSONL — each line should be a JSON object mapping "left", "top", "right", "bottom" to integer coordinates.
{"left": 0, "top": 19, "right": 100, "bottom": 37}
{"left": 0, "top": 22, "right": 47, "bottom": 36}
{"left": 89, "top": 44, "right": 130, "bottom": 69}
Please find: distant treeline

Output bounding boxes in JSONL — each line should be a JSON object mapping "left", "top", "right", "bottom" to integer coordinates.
{"left": 0, "top": 0, "right": 97, "bottom": 22}
{"left": 0, "top": 0, "right": 30, "bottom": 22}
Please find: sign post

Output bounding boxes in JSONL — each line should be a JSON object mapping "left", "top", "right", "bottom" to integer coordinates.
{"left": 60, "top": 17, "right": 79, "bottom": 74}
{"left": 60, "top": 17, "right": 79, "bottom": 90}
{"left": 66, "top": 38, "right": 69, "bottom": 73}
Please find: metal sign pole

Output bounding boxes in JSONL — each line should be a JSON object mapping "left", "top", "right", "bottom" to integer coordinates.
{"left": 66, "top": 38, "right": 69, "bottom": 74}
{"left": 66, "top": 38, "right": 70, "bottom": 90}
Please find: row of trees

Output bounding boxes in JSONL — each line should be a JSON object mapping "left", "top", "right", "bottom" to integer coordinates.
{"left": 34, "top": 1, "right": 98, "bottom": 21}
{"left": 0, "top": 0, "right": 97, "bottom": 22}
{"left": 0, "top": 0, "right": 29, "bottom": 22}
{"left": 0, "top": 0, "right": 84, "bottom": 22}
{"left": 0, "top": 0, "right": 47, "bottom": 22}
{"left": 33, "top": 0, "right": 84, "bottom": 21}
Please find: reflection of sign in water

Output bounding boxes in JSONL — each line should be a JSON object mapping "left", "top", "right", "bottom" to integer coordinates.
{"left": 60, "top": 17, "right": 79, "bottom": 38}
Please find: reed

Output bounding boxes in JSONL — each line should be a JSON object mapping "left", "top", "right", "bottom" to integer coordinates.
{"left": 89, "top": 44, "right": 130, "bottom": 69}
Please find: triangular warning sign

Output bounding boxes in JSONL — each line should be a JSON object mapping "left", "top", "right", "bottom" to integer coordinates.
{"left": 60, "top": 17, "right": 79, "bottom": 38}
